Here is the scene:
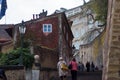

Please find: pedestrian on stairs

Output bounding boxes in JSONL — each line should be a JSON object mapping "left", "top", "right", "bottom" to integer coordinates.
{"left": 69, "top": 58, "right": 78, "bottom": 80}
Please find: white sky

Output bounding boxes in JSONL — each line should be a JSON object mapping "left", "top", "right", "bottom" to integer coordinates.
{"left": 0, "top": 0, "right": 89, "bottom": 24}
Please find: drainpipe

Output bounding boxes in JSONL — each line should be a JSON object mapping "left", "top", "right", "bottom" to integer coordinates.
{"left": 58, "top": 14, "right": 63, "bottom": 57}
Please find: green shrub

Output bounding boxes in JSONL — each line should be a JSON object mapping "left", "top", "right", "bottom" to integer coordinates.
{"left": 0, "top": 48, "right": 34, "bottom": 69}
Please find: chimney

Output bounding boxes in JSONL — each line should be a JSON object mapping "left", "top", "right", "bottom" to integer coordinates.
{"left": 32, "top": 9, "right": 48, "bottom": 19}
{"left": 33, "top": 14, "right": 35, "bottom": 19}
{"left": 36, "top": 14, "right": 38, "bottom": 19}
{"left": 42, "top": 9, "right": 44, "bottom": 12}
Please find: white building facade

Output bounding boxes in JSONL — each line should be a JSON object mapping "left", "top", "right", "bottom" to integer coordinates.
{"left": 54, "top": 2, "right": 104, "bottom": 68}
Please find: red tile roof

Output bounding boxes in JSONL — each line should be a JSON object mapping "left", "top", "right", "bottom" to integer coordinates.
{"left": 0, "top": 25, "right": 13, "bottom": 44}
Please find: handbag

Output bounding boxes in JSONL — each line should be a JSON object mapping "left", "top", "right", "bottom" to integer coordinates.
{"left": 68, "top": 63, "right": 72, "bottom": 69}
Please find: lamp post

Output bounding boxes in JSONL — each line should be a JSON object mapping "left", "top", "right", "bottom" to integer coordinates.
{"left": 32, "top": 55, "right": 40, "bottom": 80}
{"left": 19, "top": 20, "right": 26, "bottom": 65}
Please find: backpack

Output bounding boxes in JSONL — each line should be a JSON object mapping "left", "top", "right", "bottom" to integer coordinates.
{"left": 61, "top": 63, "right": 68, "bottom": 71}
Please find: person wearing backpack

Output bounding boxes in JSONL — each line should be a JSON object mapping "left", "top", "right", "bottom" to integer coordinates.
{"left": 57, "top": 57, "right": 68, "bottom": 80}
{"left": 69, "top": 58, "right": 78, "bottom": 80}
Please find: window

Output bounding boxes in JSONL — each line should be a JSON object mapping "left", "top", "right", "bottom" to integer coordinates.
{"left": 43, "top": 24, "right": 52, "bottom": 32}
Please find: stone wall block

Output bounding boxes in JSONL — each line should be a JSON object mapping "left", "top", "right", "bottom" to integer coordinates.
{"left": 118, "top": 36, "right": 120, "bottom": 41}
{"left": 108, "top": 71, "right": 119, "bottom": 78}
{"left": 112, "top": 36, "right": 117, "bottom": 41}
{"left": 109, "top": 47, "right": 120, "bottom": 57}
{"left": 116, "top": 0, "right": 120, "bottom": 2}
{"left": 111, "top": 35, "right": 120, "bottom": 42}
{"left": 111, "top": 41, "right": 120, "bottom": 47}
{"left": 114, "top": 14, "right": 119, "bottom": 18}
{"left": 113, "top": 25, "right": 120, "bottom": 29}
{"left": 115, "top": 1, "right": 120, "bottom": 9}
{"left": 109, "top": 57, "right": 120, "bottom": 65}
{"left": 108, "top": 65, "right": 120, "bottom": 71}
{"left": 113, "top": 19, "right": 120, "bottom": 24}
{"left": 118, "top": 14, "right": 120, "bottom": 19}
{"left": 112, "top": 31, "right": 120, "bottom": 34}
{"left": 108, "top": 77, "right": 120, "bottom": 80}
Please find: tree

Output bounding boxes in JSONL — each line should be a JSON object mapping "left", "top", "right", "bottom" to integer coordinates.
{"left": 80, "top": 27, "right": 103, "bottom": 43}
{"left": 90, "top": 0, "right": 108, "bottom": 24}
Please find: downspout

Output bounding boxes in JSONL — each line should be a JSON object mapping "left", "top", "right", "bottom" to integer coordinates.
{"left": 13, "top": 26, "right": 18, "bottom": 48}
{"left": 58, "top": 14, "right": 63, "bottom": 57}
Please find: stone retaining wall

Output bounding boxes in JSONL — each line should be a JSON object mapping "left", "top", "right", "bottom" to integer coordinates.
{"left": 0, "top": 65, "right": 25, "bottom": 80}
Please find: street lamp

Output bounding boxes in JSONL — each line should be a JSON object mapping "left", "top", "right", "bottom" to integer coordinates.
{"left": 19, "top": 20, "right": 26, "bottom": 65}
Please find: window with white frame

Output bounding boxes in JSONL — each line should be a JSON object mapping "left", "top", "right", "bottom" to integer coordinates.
{"left": 43, "top": 24, "right": 52, "bottom": 32}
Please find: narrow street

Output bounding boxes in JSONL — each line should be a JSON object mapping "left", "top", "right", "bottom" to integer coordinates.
{"left": 67, "top": 71, "right": 102, "bottom": 80}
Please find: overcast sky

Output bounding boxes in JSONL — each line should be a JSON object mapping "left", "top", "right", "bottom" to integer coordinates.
{"left": 0, "top": 0, "right": 89, "bottom": 24}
